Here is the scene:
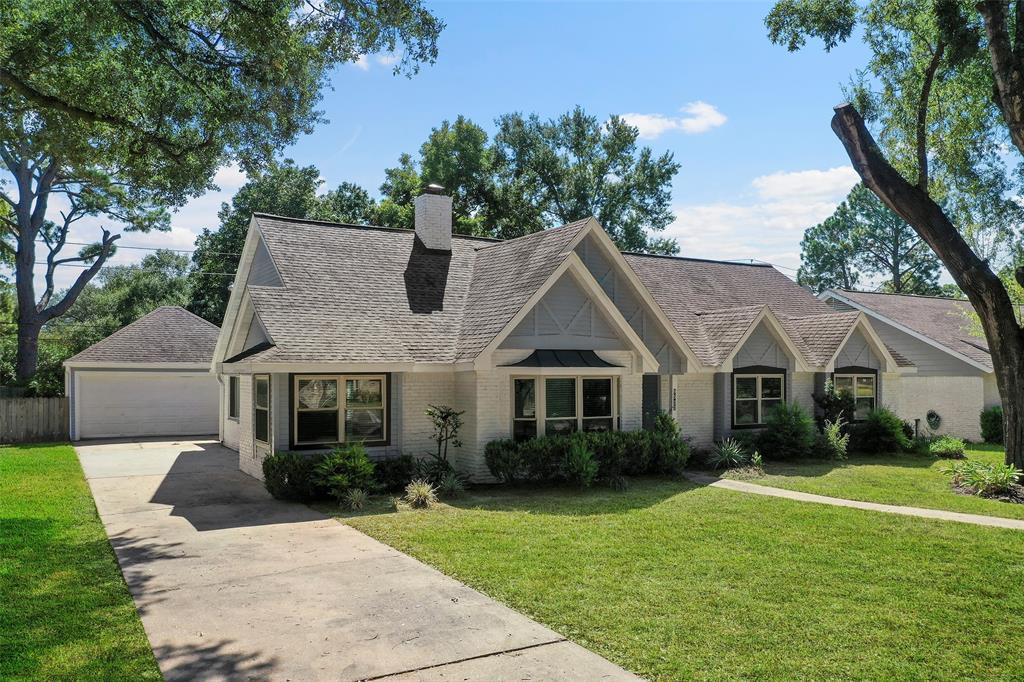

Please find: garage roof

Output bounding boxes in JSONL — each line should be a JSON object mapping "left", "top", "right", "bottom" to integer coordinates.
{"left": 66, "top": 306, "right": 220, "bottom": 365}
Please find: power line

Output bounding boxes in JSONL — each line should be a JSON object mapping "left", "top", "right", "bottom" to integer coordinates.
{"left": 32, "top": 238, "right": 241, "bottom": 257}
{"left": 27, "top": 261, "right": 237, "bottom": 276}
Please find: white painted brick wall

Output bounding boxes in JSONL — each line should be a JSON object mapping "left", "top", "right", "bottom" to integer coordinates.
{"left": 983, "top": 374, "right": 1001, "bottom": 409}
{"left": 238, "top": 375, "right": 261, "bottom": 479}
{"left": 222, "top": 377, "right": 240, "bottom": 451}
{"left": 676, "top": 373, "right": 714, "bottom": 449}
{"left": 620, "top": 373, "right": 643, "bottom": 432}
{"left": 889, "top": 375, "right": 984, "bottom": 441}
{"left": 792, "top": 372, "right": 815, "bottom": 416}
{"left": 401, "top": 372, "right": 455, "bottom": 459}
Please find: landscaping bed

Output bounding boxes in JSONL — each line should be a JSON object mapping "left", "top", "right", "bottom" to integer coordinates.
{"left": 0, "top": 444, "right": 160, "bottom": 681}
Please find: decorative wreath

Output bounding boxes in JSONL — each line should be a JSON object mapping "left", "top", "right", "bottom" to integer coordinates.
{"left": 926, "top": 410, "right": 942, "bottom": 431}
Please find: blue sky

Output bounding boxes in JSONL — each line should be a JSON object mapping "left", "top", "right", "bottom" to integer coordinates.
{"left": 43, "top": 0, "right": 873, "bottom": 290}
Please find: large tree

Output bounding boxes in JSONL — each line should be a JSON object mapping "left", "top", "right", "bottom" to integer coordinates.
{"left": 0, "top": 0, "right": 442, "bottom": 382}
{"left": 800, "top": 183, "right": 941, "bottom": 294}
{"left": 379, "top": 108, "right": 682, "bottom": 252}
{"left": 767, "top": 0, "right": 1024, "bottom": 467}
{"left": 188, "top": 161, "right": 379, "bottom": 323}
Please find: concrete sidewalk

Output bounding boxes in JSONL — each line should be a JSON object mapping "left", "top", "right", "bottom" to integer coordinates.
{"left": 685, "top": 472, "right": 1024, "bottom": 530}
{"left": 77, "top": 439, "right": 640, "bottom": 681}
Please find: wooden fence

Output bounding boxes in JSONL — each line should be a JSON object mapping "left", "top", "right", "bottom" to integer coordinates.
{"left": 0, "top": 397, "right": 70, "bottom": 444}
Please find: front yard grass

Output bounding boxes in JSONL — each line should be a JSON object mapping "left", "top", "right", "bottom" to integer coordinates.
{"left": 727, "top": 443, "right": 1024, "bottom": 520}
{"left": 0, "top": 443, "right": 160, "bottom": 681}
{"left": 341, "top": 478, "right": 1024, "bottom": 681}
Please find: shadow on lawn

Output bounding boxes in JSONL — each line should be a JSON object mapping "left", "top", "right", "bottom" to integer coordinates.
{"left": 745, "top": 453, "right": 937, "bottom": 480}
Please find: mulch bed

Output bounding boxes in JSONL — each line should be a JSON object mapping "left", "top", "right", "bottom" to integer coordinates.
{"left": 951, "top": 483, "right": 1024, "bottom": 505}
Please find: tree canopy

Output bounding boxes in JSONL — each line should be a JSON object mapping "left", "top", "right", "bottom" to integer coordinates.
{"left": 1, "top": 0, "right": 443, "bottom": 381}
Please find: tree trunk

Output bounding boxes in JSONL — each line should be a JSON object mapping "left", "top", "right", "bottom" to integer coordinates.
{"left": 831, "top": 103, "right": 1024, "bottom": 468}
{"left": 15, "top": 319, "right": 40, "bottom": 383}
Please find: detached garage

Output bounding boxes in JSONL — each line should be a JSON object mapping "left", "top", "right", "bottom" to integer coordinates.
{"left": 64, "top": 306, "right": 220, "bottom": 440}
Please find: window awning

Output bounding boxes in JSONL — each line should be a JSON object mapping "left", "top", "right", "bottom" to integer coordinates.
{"left": 500, "top": 349, "right": 621, "bottom": 368}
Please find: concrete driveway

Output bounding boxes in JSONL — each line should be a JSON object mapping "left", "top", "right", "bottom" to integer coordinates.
{"left": 76, "top": 439, "right": 640, "bottom": 681}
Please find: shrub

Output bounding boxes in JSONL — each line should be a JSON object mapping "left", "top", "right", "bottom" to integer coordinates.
{"left": 484, "top": 438, "right": 525, "bottom": 483}
{"left": 415, "top": 452, "right": 457, "bottom": 486}
{"left": 344, "top": 488, "right": 368, "bottom": 511}
{"left": 404, "top": 478, "right": 438, "bottom": 508}
{"left": 942, "top": 460, "right": 1021, "bottom": 496}
{"left": 850, "top": 407, "right": 911, "bottom": 454}
{"left": 706, "top": 438, "right": 751, "bottom": 470}
{"left": 816, "top": 417, "right": 850, "bottom": 461}
{"left": 619, "top": 430, "right": 655, "bottom": 475}
{"left": 436, "top": 471, "right": 466, "bottom": 498}
{"left": 583, "top": 431, "right": 629, "bottom": 480}
{"left": 813, "top": 379, "right": 856, "bottom": 427}
{"left": 563, "top": 438, "right": 599, "bottom": 488}
{"left": 518, "top": 436, "right": 567, "bottom": 481}
{"left": 929, "top": 435, "right": 966, "bottom": 459}
{"left": 649, "top": 411, "right": 691, "bottom": 474}
{"left": 755, "top": 402, "right": 816, "bottom": 460}
{"left": 981, "top": 405, "right": 1004, "bottom": 444}
{"left": 262, "top": 452, "right": 325, "bottom": 501}
{"left": 374, "top": 454, "right": 417, "bottom": 492}
{"left": 312, "top": 443, "right": 376, "bottom": 503}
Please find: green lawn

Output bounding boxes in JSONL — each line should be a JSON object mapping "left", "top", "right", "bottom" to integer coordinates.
{"left": 0, "top": 444, "right": 160, "bottom": 681}
{"left": 341, "top": 479, "right": 1024, "bottom": 681}
{"left": 724, "top": 444, "right": 1024, "bottom": 520}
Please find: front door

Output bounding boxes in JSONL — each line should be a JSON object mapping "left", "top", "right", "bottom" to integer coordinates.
{"left": 642, "top": 374, "right": 660, "bottom": 431}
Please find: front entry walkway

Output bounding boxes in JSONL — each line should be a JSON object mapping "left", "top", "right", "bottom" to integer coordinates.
{"left": 685, "top": 472, "right": 1024, "bottom": 530}
{"left": 77, "top": 439, "right": 640, "bottom": 681}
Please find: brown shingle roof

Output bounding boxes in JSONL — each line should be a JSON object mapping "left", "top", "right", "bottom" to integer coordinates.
{"left": 67, "top": 306, "right": 219, "bottom": 364}
{"left": 831, "top": 290, "right": 992, "bottom": 370}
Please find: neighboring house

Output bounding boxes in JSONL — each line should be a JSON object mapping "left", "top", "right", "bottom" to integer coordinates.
{"left": 64, "top": 306, "right": 221, "bottom": 440}
{"left": 214, "top": 186, "right": 929, "bottom": 481}
{"left": 821, "top": 290, "right": 1001, "bottom": 441}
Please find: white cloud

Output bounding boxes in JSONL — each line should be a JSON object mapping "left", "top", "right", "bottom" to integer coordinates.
{"left": 621, "top": 101, "right": 727, "bottom": 139}
{"left": 663, "top": 165, "right": 860, "bottom": 273}
{"left": 353, "top": 55, "right": 370, "bottom": 71}
{"left": 376, "top": 52, "right": 401, "bottom": 66}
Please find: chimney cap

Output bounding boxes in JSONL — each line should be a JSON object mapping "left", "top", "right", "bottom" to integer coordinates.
{"left": 423, "top": 183, "right": 446, "bottom": 195}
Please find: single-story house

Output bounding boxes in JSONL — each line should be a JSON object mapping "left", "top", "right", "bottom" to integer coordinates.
{"left": 820, "top": 289, "right": 1001, "bottom": 441}
{"left": 215, "top": 185, "right": 997, "bottom": 480}
{"left": 64, "top": 306, "right": 221, "bottom": 440}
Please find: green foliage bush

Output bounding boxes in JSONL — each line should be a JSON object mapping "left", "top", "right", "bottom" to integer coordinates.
{"left": 980, "top": 406, "right": 1004, "bottom": 444}
{"left": 815, "top": 417, "right": 850, "bottom": 461}
{"left": 344, "top": 488, "right": 368, "bottom": 511}
{"left": 404, "top": 478, "right": 438, "bottom": 508}
{"left": 484, "top": 439, "right": 525, "bottom": 483}
{"left": 436, "top": 471, "right": 465, "bottom": 498}
{"left": 312, "top": 443, "right": 376, "bottom": 503}
{"left": 813, "top": 379, "right": 856, "bottom": 428}
{"left": 374, "top": 454, "right": 417, "bottom": 492}
{"left": 755, "top": 402, "right": 816, "bottom": 460}
{"left": 850, "top": 407, "right": 911, "bottom": 454}
{"left": 942, "top": 460, "right": 1021, "bottom": 496}
{"left": 563, "top": 439, "right": 599, "bottom": 488}
{"left": 262, "top": 452, "right": 325, "bottom": 502}
{"left": 706, "top": 438, "right": 752, "bottom": 470}
{"left": 929, "top": 435, "right": 966, "bottom": 459}
{"left": 483, "top": 413, "right": 690, "bottom": 486}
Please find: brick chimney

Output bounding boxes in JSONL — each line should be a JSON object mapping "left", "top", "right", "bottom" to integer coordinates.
{"left": 414, "top": 184, "right": 452, "bottom": 251}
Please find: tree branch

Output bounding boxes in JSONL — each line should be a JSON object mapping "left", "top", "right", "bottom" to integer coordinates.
{"left": 39, "top": 230, "right": 120, "bottom": 322}
{"left": 916, "top": 42, "right": 945, "bottom": 190}
{"left": 978, "top": 1, "right": 1024, "bottom": 155}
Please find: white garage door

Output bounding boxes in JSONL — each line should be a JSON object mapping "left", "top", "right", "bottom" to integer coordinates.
{"left": 76, "top": 370, "right": 219, "bottom": 439}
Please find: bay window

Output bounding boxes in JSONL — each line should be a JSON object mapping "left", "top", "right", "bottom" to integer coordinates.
{"left": 733, "top": 374, "right": 784, "bottom": 426}
{"left": 511, "top": 376, "right": 617, "bottom": 442}
{"left": 834, "top": 373, "right": 875, "bottom": 420}
{"left": 293, "top": 375, "right": 387, "bottom": 446}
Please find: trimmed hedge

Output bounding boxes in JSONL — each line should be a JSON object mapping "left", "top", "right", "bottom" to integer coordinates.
{"left": 755, "top": 402, "right": 816, "bottom": 461}
{"left": 850, "top": 406, "right": 911, "bottom": 454}
{"left": 262, "top": 452, "right": 326, "bottom": 502}
{"left": 981, "top": 405, "right": 1004, "bottom": 444}
{"left": 484, "top": 412, "right": 691, "bottom": 485}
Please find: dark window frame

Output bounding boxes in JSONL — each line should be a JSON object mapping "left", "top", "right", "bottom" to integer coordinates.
{"left": 288, "top": 372, "right": 392, "bottom": 450}
{"left": 833, "top": 366, "right": 878, "bottom": 422}
{"left": 731, "top": 365, "right": 788, "bottom": 429}
{"left": 228, "top": 376, "right": 240, "bottom": 420}
{"left": 254, "top": 374, "right": 271, "bottom": 445}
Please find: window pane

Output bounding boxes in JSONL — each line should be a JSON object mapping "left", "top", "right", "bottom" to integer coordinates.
{"left": 734, "top": 400, "right": 757, "bottom": 425}
{"left": 297, "top": 410, "right": 338, "bottom": 443}
{"left": 297, "top": 379, "right": 337, "bottom": 409}
{"left": 735, "top": 377, "right": 757, "bottom": 400}
{"left": 514, "top": 379, "right": 536, "bottom": 419}
{"left": 255, "top": 409, "right": 269, "bottom": 442}
{"left": 513, "top": 420, "right": 537, "bottom": 443}
{"left": 545, "top": 418, "right": 577, "bottom": 436}
{"left": 255, "top": 378, "right": 269, "bottom": 409}
{"left": 854, "top": 398, "right": 873, "bottom": 421}
{"left": 762, "top": 399, "right": 782, "bottom": 418}
{"left": 761, "top": 377, "right": 783, "bottom": 399}
{"left": 347, "top": 379, "right": 383, "bottom": 407}
{"left": 582, "top": 417, "right": 613, "bottom": 433}
{"left": 856, "top": 376, "right": 875, "bottom": 398}
{"left": 545, "top": 378, "right": 576, "bottom": 418}
{"left": 834, "top": 376, "right": 854, "bottom": 394}
{"left": 229, "top": 377, "right": 239, "bottom": 418}
{"left": 346, "top": 409, "right": 384, "bottom": 441}
{"left": 582, "top": 379, "right": 612, "bottom": 418}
